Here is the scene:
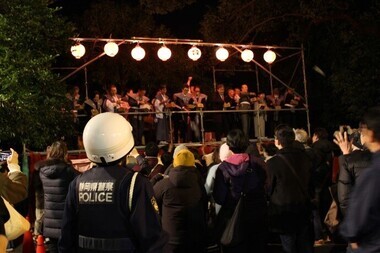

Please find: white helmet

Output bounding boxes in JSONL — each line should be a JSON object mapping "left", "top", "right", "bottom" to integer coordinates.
{"left": 83, "top": 112, "right": 134, "bottom": 164}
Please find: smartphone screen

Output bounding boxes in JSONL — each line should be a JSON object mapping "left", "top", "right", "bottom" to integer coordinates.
{"left": 0, "top": 151, "right": 11, "bottom": 162}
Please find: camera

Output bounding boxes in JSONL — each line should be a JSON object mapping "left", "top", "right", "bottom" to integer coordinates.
{"left": 0, "top": 150, "right": 11, "bottom": 162}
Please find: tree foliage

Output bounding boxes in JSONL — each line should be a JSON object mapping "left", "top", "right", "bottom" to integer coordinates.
{"left": 140, "top": 0, "right": 197, "bottom": 15}
{"left": 0, "top": 0, "right": 75, "bottom": 150}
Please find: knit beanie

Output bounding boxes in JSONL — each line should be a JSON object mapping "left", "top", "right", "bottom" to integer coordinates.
{"left": 173, "top": 149, "right": 195, "bottom": 167}
{"left": 173, "top": 144, "right": 188, "bottom": 158}
{"left": 219, "top": 143, "right": 232, "bottom": 162}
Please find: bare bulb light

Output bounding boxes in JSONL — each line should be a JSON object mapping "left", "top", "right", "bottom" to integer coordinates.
{"left": 157, "top": 45, "right": 172, "bottom": 61}
{"left": 241, "top": 49, "right": 254, "bottom": 62}
{"left": 104, "top": 42, "right": 119, "bottom": 57}
{"left": 188, "top": 46, "right": 201, "bottom": 61}
{"left": 263, "top": 49, "right": 276, "bottom": 64}
{"left": 71, "top": 43, "right": 86, "bottom": 59}
{"left": 216, "top": 47, "right": 229, "bottom": 61}
{"left": 131, "top": 45, "right": 146, "bottom": 61}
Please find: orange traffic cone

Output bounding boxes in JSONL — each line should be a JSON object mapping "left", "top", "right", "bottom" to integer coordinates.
{"left": 22, "top": 217, "right": 34, "bottom": 253}
{"left": 22, "top": 231, "right": 34, "bottom": 253}
{"left": 35, "top": 235, "right": 45, "bottom": 253}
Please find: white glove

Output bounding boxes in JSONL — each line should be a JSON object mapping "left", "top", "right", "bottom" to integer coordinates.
{"left": 7, "top": 148, "right": 21, "bottom": 173}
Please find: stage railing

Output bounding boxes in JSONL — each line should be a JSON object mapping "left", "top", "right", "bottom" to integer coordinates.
{"left": 76, "top": 107, "right": 309, "bottom": 145}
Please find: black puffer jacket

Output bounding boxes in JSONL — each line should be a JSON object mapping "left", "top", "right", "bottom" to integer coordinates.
{"left": 337, "top": 149, "right": 372, "bottom": 216}
{"left": 39, "top": 159, "right": 77, "bottom": 239}
{"left": 153, "top": 166, "right": 207, "bottom": 250}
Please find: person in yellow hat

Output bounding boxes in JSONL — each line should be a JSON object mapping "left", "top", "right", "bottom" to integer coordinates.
{"left": 153, "top": 149, "right": 208, "bottom": 253}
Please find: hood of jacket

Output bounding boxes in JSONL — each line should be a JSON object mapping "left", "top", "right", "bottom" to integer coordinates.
{"left": 168, "top": 166, "right": 199, "bottom": 188}
{"left": 220, "top": 154, "right": 250, "bottom": 177}
{"left": 39, "top": 159, "right": 71, "bottom": 179}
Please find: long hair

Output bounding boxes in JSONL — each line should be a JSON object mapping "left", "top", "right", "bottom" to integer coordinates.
{"left": 47, "top": 141, "right": 70, "bottom": 164}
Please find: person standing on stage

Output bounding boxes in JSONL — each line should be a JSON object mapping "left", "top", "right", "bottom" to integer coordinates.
{"left": 239, "top": 84, "right": 255, "bottom": 139}
{"left": 154, "top": 85, "right": 170, "bottom": 144}
{"left": 209, "top": 84, "right": 227, "bottom": 141}
{"left": 189, "top": 85, "right": 207, "bottom": 142}
{"left": 173, "top": 85, "right": 192, "bottom": 143}
{"left": 103, "top": 84, "right": 128, "bottom": 113}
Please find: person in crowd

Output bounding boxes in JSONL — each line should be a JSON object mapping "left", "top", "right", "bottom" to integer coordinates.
{"left": 0, "top": 149, "right": 28, "bottom": 252}
{"left": 160, "top": 151, "right": 173, "bottom": 174}
{"left": 33, "top": 146, "right": 50, "bottom": 239}
{"left": 39, "top": 141, "right": 78, "bottom": 253}
{"left": 154, "top": 85, "right": 170, "bottom": 145}
{"left": 340, "top": 107, "right": 380, "bottom": 253}
{"left": 0, "top": 149, "right": 28, "bottom": 205}
{"left": 333, "top": 126, "right": 372, "bottom": 250}
{"left": 208, "top": 84, "right": 227, "bottom": 141}
{"left": 239, "top": 84, "right": 255, "bottom": 139}
{"left": 188, "top": 85, "right": 207, "bottom": 142}
{"left": 162, "top": 144, "right": 188, "bottom": 176}
{"left": 266, "top": 88, "right": 284, "bottom": 136}
{"left": 153, "top": 149, "right": 208, "bottom": 253}
{"left": 259, "top": 142, "right": 278, "bottom": 162}
{"left": 254, "top": 91, "right": 268, "bottom": 138}
{"left": 311, "top": 127, "right": 335, "bottom": 241}
{"left": 0, "top": 196, "right": 9, "bottom": 252}
{"left": 294, "top": 128, "right": 326, "bottom": 245}
{"left": 267, "top": 124, "right": 313, "bottom": 253}
{"left": 213, "top": 129, "right": 267, "bottom": 253}
{"left": 130, "top": 86, "right": 151, "bottom": 146}
{"left": 334, "top": 127, "right": 371, "bottom": 217}
{"left": 103, "top": 84, "right": 128, "bottom": 113}
{"left": 59, "top": 113, "right": 166, "bottom": 253}
{"left": 133, "top": 142, "right": 165, "bottom": 180}
{"left": 173, "top": 85, "right": 192, "bottom": 143}
{"left": 205, "top": 143, "right": 232, "bottom": 214}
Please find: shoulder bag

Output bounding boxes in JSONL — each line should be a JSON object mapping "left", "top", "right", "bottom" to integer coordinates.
{"left": 220, "top": 167, "right": 252, "bottom": 247}
{"left": 2, "top": 197, "right": 30, "bottom": 241}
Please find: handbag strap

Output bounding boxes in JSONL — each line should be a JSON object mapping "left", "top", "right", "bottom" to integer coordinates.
{"left": 128, "top": 172, "right": 139, "bottom": 211}
{"left": 277, "top": 154, "right": 309, "bottom": 199}
{"left": 241, "top": 158, "right": 254, "bottom": 196}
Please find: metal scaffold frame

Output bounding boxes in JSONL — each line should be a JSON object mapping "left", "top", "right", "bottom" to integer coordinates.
{"left": 63, "top": 37, "right": 311, "bottom": 140}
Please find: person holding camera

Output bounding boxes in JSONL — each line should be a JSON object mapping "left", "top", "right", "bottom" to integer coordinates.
{"left": 0, "top": 148, "right": 28, "bottom": 205}
{"left": 340, "top": 107, "right": 380, "bottom": 252}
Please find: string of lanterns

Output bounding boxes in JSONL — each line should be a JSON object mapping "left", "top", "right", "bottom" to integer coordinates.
{"left": 70, "top": 39, "right": 279, "bottom": 64}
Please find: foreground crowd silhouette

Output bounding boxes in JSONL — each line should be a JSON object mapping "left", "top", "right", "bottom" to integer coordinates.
{"left": 1, "top": 107, "right": 380, "bottom": 253}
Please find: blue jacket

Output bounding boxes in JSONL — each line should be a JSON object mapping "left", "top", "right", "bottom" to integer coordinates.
{"left": 340, "top": 151, "right": 380, "bottom": 253}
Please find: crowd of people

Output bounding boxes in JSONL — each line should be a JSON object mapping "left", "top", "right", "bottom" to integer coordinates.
{"left": 66, "top": 77, "right": 307, "bottom": 146}
{"left": 0, "top": 105, "right": 374, "bottom": 253}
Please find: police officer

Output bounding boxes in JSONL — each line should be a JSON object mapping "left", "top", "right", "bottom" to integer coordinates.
{"left": 59, "top": 113, "right": 167, "bottom": 253}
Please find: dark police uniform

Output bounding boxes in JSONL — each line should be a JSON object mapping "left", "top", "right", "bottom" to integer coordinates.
{"left": 59, "top": 165, "right": 166, "bottom": 253}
